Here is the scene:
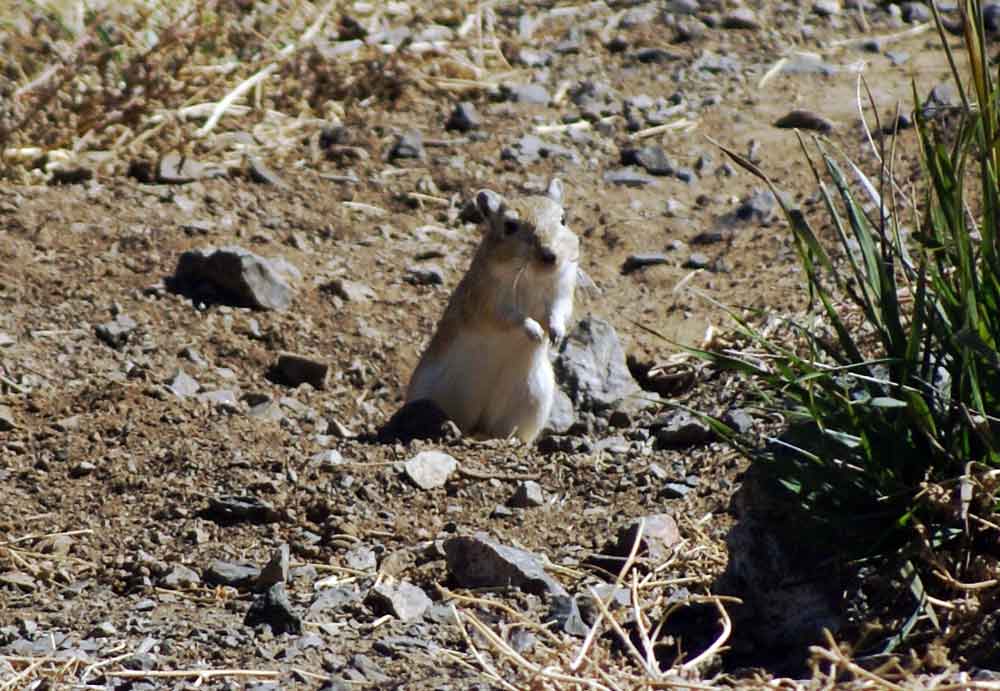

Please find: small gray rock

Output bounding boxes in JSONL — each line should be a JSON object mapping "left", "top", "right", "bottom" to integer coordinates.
{"left": 505, "top": 83, "right": 551, "bottom": 105}
{"left": 508, "top": 481, "right": 544, "bottom": 508}
{"left": 622, "top": 253, "right": 670, "bottom": 274}
{"left": 544, "top": 388, "right": 576, "bottom": 436}
{"left": 327, "top": 278, "right": 377, "bottom": 303}
{"left": 161, "top": 564, "right": 201, "bottom": 590}
{"left": 621, "top": 146, "right": 675, "bottom": 176}
{"left": 247, "top": 156, "right": 285, "bottom": 186}
{"left": 548, "top": 595, "right": 589, "bottom": 637}
{"left": 651, "top": 410, "right": 713, "bottom": 447}
{"left": 311, "top": 449, "right": 344, "bottom": 468}
{"left": 366, "top": 580, "right": 432, "bottom": 622}
{"left": 813, "top": 0, "right": 840, "bottom": 15}
{"left": 445, "top": 532, "right": 567, "bottom": 596}
{"left": 389, "top": 130, "right": 424, "bottom": 161}
{"left": 722, "top": 8, "right": 760, "bottom": 29}
{"left": 774, "top": 109, "right": 834, "bottom": 133}
{"left": 723, "top": 408, "right": 754, "bottom": 435}
{"left": 204, "top": 560, "right": 261, "bottom": 589}
{"left": 446, "top": 102, "right": 481, "bottom": 132}
{"left": 603, "top": 168, "right": 658, "bottom": 187}
{"left": 900, "top": 2, "right": 930, "bottom": 22}
{"left": 404, "top": 265, "right": 444, "bottom": 286}
{"left": 0, "top": 405, "right": 16, "bottom": 431}
{"left": 202, "top": 496, "right": 281, "bottom": 525}
{"left": 166, "top": 369, "right": 199, "bottom": 397}
{"left": 403, "top": 451, "right": 458, "bottom": 490}
{"left": 684, "top": 252, "right": 711, "bottom": 269}
{"left": 244, "top": 583, "right": 302, "bottom": 635}
{"left": 172, "top": 246, "right": 296, "bottom": 311}
{"left": 502, "top": 135, "right": 579, "bottom": 166}
{"left": 157, "top": 152, "right": 225, "bottom": 183}
{"left": 274, "top": 353, "right": 329, "bottom": 390}
{"left": 257, "top": 544, "right": 290, "bottom": 590}
{"left": 95, "top": 315, "right": 137, "bottom": 349}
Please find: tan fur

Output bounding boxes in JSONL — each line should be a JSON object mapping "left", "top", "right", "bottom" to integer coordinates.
{"left": 405, "top": 179, "right": 579, "bottom": 443}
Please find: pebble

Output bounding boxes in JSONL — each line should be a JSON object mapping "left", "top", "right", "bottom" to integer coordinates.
{"left": 244, "top": 583, "right": 302, "bottom": 635}
{"left": 721, "top": 8, "right": 760, "bottom": 30}
{"left": 203, "top": 560, "right": 261, "bottom": 589}
{"left": 621, "top": 146, "right": 675, "bottom": 176}
{"left": 632, "top": 47, "right": 681, "bottom": 64}
{"left": 308, "top": 584, "right": 362, "bottom": 616}
{"left": 684, "top": 252, "right": 711, "bottom": 269}
{"left": 389, "top": 130, "right": 424, "bottom": 161}
{"left": 666, "top": 0, "right": 700, "bottom": 13}
{"left": 95, "top": 314, "right": 137, "bottom": 349}
{"left": 366, "top": 579, "right": 432, "bottom": 621}
{"left": 247, "top": 399, "right": 283, "bottom": 422}
{"left": 274, "top": 353, "right": 329, "bottom": 389}
{"left": 774, "top": 109, "right": 834, "bottom": 133}
{"left": 587, "top": 514, "right": 681, "bottom": 577}
{"left": 0, "top": 332, "right": 14, "bottom": 347}
{"left": 247, "top": 156, "right": 286, "bottom": 187}
{"left": 603, "top": 168, "right": 658, "bottom": 187}
{"left": 723, "top": 408, "right": 755, "bottom": 434}
{"left": 650, "top": 410, "right": 714, "bottom": 447}
{"left": 69, "top": 461, "right": 96, "bottom": 478}
{"left": 548, "top": 595, "right": 589, "bottom": 637}
{"left": 160, "top": 564, "right": 201, "bottom": 590}
{"left": 502, "top": 134, "right": 579, "bottom": 166}
{"left": 311, "top": 449, "right": 345, "bottom": 468}
{"left": 157, "top": 152, "right": 226, "bottom": 183}
{"left": 508, "top": 480, "right": 545, "bottom": 508}
{"left": 813, "top": 0, "right": 841, "bottom": 16}
{"left": 171, "top": 246, "right": 297, "bottom": 311}
{"left": 404, "top": 265, "right": 444, "bottom": 286}
{"left": 505, "top": 83, "right": 551, "bottom": 105}
{"left": 257, "top": 544, "right": 290, "bottom": 590}
{"left": 166, "top": 369, "right": 199, "bottom": 397}
{"left": 198, "top": 389, "right": 239, "bottom": 409}
{"left": 900, "top": 2, "right": 931, "bottom": 22}
{"left": 622, "top": 253, "right": 670, "bottom": 274}
{"left": 0, "top": 405, "right": 15, "bottom": 431}
{"left": 327, "top": 278, "right": 377, "bottom": 303}
{"left": 444, "top": 532, "right": 567, "bottom": 596}
{"left": 403, "top": 451, "right": 458, "bottom": 490}
{"left": 445, "top": 102, "right": 480, "bottom": 132}
{"left": 202, "top": 495, "right": 281, "bottom": 525}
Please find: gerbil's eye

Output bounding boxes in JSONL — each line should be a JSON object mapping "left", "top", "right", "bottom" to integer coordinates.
{"left": 504, "top": 219, "right": 519, "bottom": 235}
{"left": 561, "top": 212, "right": 567, "bottom": 225}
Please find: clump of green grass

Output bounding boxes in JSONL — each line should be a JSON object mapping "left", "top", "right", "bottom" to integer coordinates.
{"left": 697, "top": 0, "right": 1000, "bottom": 649}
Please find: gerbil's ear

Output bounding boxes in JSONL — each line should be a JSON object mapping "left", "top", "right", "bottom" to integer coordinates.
{"left": 476, "top": 190, "right": 504, "bottom": 219}
{"left": 545, "top": 178, "right": 564, "bottom": 205}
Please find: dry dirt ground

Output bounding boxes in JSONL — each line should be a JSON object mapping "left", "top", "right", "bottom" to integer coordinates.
{"left": 0, "top": 1, "right": 986, "bottom": 689}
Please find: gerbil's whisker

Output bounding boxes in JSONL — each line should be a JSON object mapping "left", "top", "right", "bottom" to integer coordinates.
{"left": 512, "top": 262, "right": 528, "bottom": 312}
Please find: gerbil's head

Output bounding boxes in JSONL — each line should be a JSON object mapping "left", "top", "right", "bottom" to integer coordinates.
{"left": 475, "top": 179, "right": 578, "bottom": 270}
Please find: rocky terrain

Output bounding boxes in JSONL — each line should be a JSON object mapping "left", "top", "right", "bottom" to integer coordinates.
{"left": 1, "top": 0, "right": 995, "bottom": 688}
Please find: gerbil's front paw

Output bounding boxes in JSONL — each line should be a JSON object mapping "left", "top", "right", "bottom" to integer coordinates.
{"left": 523, "top": 318, "right": 546, "bottom": 343}
{"left": 547, "top": 322, "right": 565, "bottom": 346}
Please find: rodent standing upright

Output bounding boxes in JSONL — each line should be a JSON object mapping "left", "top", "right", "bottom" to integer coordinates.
{"left": 405, "top": 178, "right": 579, "bottom": 443}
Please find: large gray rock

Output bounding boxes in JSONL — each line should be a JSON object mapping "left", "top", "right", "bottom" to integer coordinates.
{"left": 554, "top": 318, "right": 645, "bottom": 415}
{"left": 444, "top": 533, "right": 567, "bottom": 596}
{"left": 171, "top": 246, "right": 297, "bottom": 311}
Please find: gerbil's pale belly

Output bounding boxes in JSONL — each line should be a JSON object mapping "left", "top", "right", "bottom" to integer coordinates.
{"left": 407, "top": 331, "right": 554, "bottom": 442}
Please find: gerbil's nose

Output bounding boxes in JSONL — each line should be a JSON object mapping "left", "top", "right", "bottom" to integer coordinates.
{"left": 539, "top": 247, "right": 557, "bottom": 265}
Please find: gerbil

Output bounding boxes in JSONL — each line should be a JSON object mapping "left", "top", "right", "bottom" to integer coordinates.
{"left": 405, "top": 178, "right": 579, "bottom": 443}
